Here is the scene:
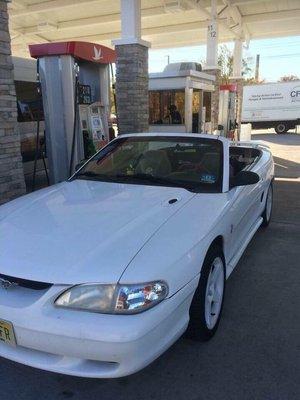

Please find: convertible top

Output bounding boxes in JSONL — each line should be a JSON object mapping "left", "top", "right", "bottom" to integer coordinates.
{"left": 114, "top": 133, "right": 270, "bottom": 153}
{"left": 119, "top": 132, "right": 229, "bottom": 143}
{"left": 232, "top": 140, "right": 271, "bottom": 151}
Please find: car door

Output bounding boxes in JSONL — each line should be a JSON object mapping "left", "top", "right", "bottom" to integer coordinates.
{"left": 225, "top": 147, "right": 263, "bottom": 260}
{"left": 227, "top": 185, "right": 258, "bottom": 258}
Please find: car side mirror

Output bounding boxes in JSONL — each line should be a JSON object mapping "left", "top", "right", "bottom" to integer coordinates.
{"left": 230, "top": 170, "right": 260, "bottom": 188}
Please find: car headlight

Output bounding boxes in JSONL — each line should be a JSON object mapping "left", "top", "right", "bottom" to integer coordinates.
{"left": 55, "top": 281, "right": 168, "bottom": 314}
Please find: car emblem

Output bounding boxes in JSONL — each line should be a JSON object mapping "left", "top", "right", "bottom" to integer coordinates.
{"left": 0, "top": 277, "right": 18, "bottom": 290}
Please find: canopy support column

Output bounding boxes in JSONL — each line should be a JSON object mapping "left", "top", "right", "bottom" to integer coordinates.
{"left": 232, "top": 39, "right": 243, "bottom": 79}
{"left": 206, "top": 0, "right": 218, "bottom": 69}
{"left": 203, "top": 0, "right": 220, "bottom": 132}
{"left": 113, "top": 0, "right": 151, "bottom": 134}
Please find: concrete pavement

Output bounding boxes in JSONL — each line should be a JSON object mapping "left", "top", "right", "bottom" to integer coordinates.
{"left": 1, "top": 131, "right": 299, "bottom": 400}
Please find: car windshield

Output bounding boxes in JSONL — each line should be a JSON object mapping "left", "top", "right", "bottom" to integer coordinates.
{"left": 73, "top": 136, "right": 223, "bottom": 193}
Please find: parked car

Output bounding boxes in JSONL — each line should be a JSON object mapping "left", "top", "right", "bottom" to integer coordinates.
{"left": 0, "top": 133, "right": 274, "bottom": 378}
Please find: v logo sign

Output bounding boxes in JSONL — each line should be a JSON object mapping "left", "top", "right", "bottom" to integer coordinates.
{"left": 92, "top": 46, "right": 103, "bottom": 61}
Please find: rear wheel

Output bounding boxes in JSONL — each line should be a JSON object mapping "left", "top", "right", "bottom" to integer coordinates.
{"left": 187, "top": 245, "right": 225, "bottom": 341}
{"left": 262, "top": 183, "right": 273, "bottom": 227}
{"left": 275, "top": 123, "right": 288, "bottom": 134}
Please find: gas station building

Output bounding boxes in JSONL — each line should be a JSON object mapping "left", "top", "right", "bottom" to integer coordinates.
{"left": 1, "top": 0, "right": 300, "bottom": 203}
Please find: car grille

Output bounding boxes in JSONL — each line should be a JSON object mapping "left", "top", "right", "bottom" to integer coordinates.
{"left": 0, "top": 273, "right": 52, "bottom": 290}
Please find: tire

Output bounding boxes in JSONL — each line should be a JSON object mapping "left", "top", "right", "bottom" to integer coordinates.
{"left": 261, "top": 183, "right": 273, "bottom": 227}
{"left": 275, "top": 123, "right": 288, "bottom": 134}
{"left": 186, "top": 245, "right": 226, "bottom": 341}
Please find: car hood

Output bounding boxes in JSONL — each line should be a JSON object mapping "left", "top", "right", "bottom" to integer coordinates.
{"left": 0, "top": 180, "right": 195, "bottom": 285}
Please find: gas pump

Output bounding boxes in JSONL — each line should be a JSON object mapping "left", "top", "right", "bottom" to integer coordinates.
{"left": 78, "top": 102, "right": 109, "bottom": 151}
{"left": 29, "top": 41, "right": 116, "bottom": 184}
{"left": 218, "top": 84, "right": 237, "bottom": 139}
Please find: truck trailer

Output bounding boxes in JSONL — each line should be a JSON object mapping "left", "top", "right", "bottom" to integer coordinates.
{"left": 242, "top": 81, "right": 300, "bottom": 134}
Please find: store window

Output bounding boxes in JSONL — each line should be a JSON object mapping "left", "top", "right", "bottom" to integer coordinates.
{"left": 149, "top": 90, "right": 185, "bottom": 125}
{"left": 15, "top": 81, "right": 44, "bottom": 122}
{"left": 191, "top": 90, "right": 211, "bottom": 122}
{"left": 192, "top": 90, "right": 201, "bottom": 114}
{"left": 203, "top": 92, "right": 211, "bottom": 122}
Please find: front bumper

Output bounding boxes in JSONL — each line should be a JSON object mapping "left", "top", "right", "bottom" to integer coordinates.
{"left": 0, "top": 277, "right": 198, "bottom": 378}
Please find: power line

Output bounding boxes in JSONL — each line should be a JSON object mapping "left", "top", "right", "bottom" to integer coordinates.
{"left": 261, "top": 53, "right": 300, "bottom": 59}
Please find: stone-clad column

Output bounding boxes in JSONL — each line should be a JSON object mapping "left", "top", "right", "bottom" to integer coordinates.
{"left": 0, "top": 0, "right": 25, "bottom": 204}
{"left": 113, "top": 0, "right": 150, "bottom": 134}
{"left": 203, "top": 68, "right": 221, "bottom": 132}
{"left": 115, "top": 43, "right": 149, "bottom": 134}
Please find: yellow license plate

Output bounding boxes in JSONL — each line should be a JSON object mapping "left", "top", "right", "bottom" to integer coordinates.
{"left": 0, "top": 319, "right": 16, "bottom": 347}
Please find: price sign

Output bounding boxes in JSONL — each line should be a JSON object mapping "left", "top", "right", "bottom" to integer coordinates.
{"left": 78, "top": 84, "right": 92, "bottom": 105}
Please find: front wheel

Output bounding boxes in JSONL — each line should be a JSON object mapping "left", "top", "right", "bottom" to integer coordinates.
{"left": 187, "top": 245, "right": 225, "bottom": 341}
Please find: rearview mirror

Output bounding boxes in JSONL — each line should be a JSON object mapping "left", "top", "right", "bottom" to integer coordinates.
{"left": 230, "top": 170, "right": 260, "bottom": 188}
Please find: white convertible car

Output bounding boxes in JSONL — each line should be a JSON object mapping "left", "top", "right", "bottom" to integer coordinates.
{"left": 0, "top": 133, "right": 274, "bottom": 378}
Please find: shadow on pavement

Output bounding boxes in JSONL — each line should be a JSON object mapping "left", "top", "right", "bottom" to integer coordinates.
{"left": 252, "top": 133, "right": 300, "bottom": 146}
{"left": 273, "top": 156, "right": 300, "bottom": 179}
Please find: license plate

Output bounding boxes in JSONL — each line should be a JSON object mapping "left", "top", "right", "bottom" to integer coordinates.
{"left": 0, "top": 319, "right": 16, "bottom": 347}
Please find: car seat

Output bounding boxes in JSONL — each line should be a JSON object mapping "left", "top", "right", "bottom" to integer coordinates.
{"left": 197, "top": 152, "right": 220, "bottom": 175}
{"left": 135, "top": 150, "right": 172, "bottom": 176}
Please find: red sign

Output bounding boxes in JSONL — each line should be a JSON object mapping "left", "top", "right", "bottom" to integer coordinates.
{"left": 220, "top": 84, "right": 237, "bottom": 92}
{"left": 29, "top": 41, "right": 116, "bottom": 64}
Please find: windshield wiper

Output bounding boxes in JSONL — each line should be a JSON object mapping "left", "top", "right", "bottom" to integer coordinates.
{"left": 73, "top": 171, "right": 201, "bottom": 192}
{"left": 73, "top": 171, "right": 116, "bottom": 181}
{"left": 76, "top": 171, "right": 98, "bottom": 177}
{"left": 114, "top": 173, "right": 196, "bottom": 191}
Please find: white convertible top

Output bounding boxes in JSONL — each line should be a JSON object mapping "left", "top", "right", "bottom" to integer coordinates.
{"left": 231, "top": 140, "right": 271, "bottom": 151}
{"left": 114, "top": 133, "right": 270, "bottom": 152}
{"left": 117, "top": 132, "right": 229, "bottom": 143}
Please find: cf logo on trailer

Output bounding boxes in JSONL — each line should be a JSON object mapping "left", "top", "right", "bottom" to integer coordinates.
{"left": 0, "top": 277, "right": 17, "bottom": 290}
{"left": 291, "top": 86, "right": 300, "bottom": 97}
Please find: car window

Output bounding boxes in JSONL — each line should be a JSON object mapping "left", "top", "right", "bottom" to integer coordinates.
{"left": 229, "top": 146, "right": 261, "bottom": 178}
{"left": 73, "top": 136, "right": 223, "bottom": 193}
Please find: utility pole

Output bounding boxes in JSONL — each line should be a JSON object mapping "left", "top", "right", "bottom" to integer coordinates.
{"left": 255, "top": 54, "right": 260, "bottom": 81}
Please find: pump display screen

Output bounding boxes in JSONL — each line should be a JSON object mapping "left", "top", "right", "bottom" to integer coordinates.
{"left": 78, "top": 84, "right": 92, "bottom": 105}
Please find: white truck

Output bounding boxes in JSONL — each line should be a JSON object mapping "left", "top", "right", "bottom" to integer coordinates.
{"left": 242, "top": 81, "right": 300, "bottom": 134}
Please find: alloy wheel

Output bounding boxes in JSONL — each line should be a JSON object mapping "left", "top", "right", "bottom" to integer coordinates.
{"left": 204, "top": 257, "right": 225, "bottom": 330}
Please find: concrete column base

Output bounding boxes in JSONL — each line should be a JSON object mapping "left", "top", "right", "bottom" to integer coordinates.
{"left": 0, "top": 0, "right": 26, "bottom": 204}
{"left": 204, "top": 68, "right": 221, "bottom": 132}
{"left": 115, "top": 43, "right": 149, "bottom": 134}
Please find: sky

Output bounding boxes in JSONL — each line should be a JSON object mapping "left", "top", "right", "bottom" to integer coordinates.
{"left": 149, "top": 36, "right": 300, "bottom": 82}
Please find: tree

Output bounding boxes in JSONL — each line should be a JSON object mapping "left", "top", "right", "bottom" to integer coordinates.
{"left": 243, "top": 76, "right": 265, "bottom": 85}
{"left": 217, "top": 45, "right": 252, "bottom": 84}
{"left": 217, "top": 45, "right": 233, "bottom": 84}
{"left": 216, "top": 45, "right": 266, "bottom": 85}
{"left": 279, "top": 75, "right": 299, "bottom": 82}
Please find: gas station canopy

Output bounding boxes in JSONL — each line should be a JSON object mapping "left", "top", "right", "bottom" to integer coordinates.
{"left": 9, "top": 0, "right": 300, "bottom": 57}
